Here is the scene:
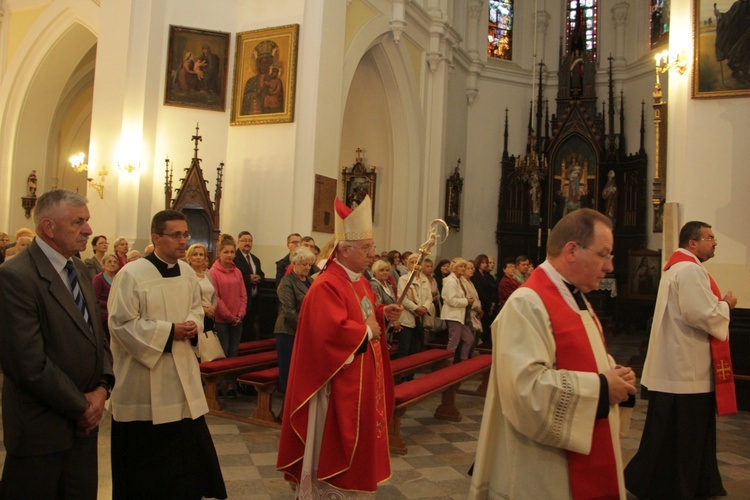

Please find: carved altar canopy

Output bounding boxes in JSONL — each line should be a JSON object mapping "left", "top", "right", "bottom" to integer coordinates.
{"left": 165, "top": 125, "right": 224, "bottom": 257}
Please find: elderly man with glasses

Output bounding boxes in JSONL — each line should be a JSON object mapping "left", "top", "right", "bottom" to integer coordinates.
{"left": 277, "top": 196, "right": 402, "bottom": 497}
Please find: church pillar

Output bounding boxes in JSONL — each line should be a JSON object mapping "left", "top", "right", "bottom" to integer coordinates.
{"left": 88, "top": 0, "right": 158, "bottom": 246}
{"left": 533, "top": 10, "right": 550, "bottom": 65}
{"left": 422, "top": 1, "right": 453, "bottom": 237}
{"left": 611, "top": 2, "right": 629, "bottom": 67}
{"left": 465, "top": 0, "right": 485, "bottom": 106}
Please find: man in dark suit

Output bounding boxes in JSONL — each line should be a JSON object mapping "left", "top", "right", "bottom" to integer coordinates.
{"left": 235, "top": 230, "right": 264, "bottom": 340}
{"left": 275, "top": 232, "right": 301, "bottom": 287}
{"left": 0, "top": 189, "right": 114, "bottom": 499}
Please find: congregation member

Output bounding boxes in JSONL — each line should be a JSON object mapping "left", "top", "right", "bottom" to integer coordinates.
{"left": 625, "top": 221, "right": 737, "bottom": 498}
{"left": 92, "top": 253, "right": 119, "bottom": 340}
{"left": 465, "top": 261, "right": 485, "bottom": 345}
{"left": 126, "top": 249, "right": 141, "bottom": 262}
{"left": 0, "top": 189, "right": 113, "bottom": 498}
{"left": 396, "top": 253, "right": 432, "bottom": 360}
{"left": 0, "top": 231, "right": 9, "bottom": 263}
{"left": 3, "top": 227, "right": 34, "bottom": 252}
{"left": 422, "top": 258, "right": 443, "bottom": 337}
{"left": 485, "top": 256, "right": 499, "bottom": 315}
{"left": 186, "top": 243, "right": 216, "bottom": 333}
{"left": 434, "top": 258, "right": 451, "bottom": 294}
{"left": 277, "top": 195, "right": 402, "bottom": 496}
{"left": 513, "top": 254, "right": 531, "bottom": 284}
{"left": 471, "top": 254, "right": 495, "bottom": 347}
{"left": 84, "top": 234, "right": 108, "bottom": 280}
{"left": 387, "top": 249, "right": 406, "bottom": 283}
{"left": 300, "top": 235, "right": 321, "bottom": 275}
{"left": 274, "top": 246, "right": 316, "bottom": 410}
{"left": 441, "top": 257, "right": 476, "bottom": 362}
{"left": 469, "top": 208, "right": 636, "bottom": 499}
{"left": 210, "top": 234, "right": 246, "bottom": 398}
{"left": 497, "top": 257, "right": 520, "bottom": 311}
{"left": 107, "top": 210, "right": 226, "bottom": 499}
{"left": 234, "top": 230, "right": 264, "bottom": 340}
{"left": 3, "top": 234, "right": 32, "bottom": 260}
{"left": 275, "top": 232, "right": 302, "bottom": 286}
{"left": 143, "top": 243, "right": 154, "bottom": 256}
{"left": 112, "top": 237, "right": 129, "bottom": 269}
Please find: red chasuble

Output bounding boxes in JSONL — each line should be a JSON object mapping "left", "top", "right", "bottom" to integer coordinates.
{"left": 525, "top": 270, "right": 620, "bottom": 500}
{"left": 277, "top": 260, "right": 394, "bottom": 492}
{"left": 663, "top": 251, "right": 737, "bottom": 416}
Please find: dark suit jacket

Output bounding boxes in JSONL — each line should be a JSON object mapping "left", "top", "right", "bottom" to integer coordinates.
{"left": 0, "top": 240, "right": 114, "bottom": 456}
{"left": 234, "top": 251, "right": 264, "bottom": 300}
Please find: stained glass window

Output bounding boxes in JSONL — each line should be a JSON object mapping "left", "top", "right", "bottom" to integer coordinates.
{"left": 566, "top": 0, "right": 598, "bottom": 60}
{"left": 650, "top": 0, "right": 669, "bottom": 49}
{"left": 488, "top": 0, "right": 514, "bottom": 60}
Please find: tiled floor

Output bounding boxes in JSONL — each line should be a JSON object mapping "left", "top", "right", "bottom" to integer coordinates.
{"left": 2, "top": 330, "right": 750, "bottom": 498}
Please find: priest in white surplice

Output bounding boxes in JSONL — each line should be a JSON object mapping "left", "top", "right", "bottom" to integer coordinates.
{"left": 469, "top": 209, "right": 636, "bottom": 500}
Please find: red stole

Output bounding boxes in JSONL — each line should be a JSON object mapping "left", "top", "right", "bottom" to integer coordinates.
{"left": 525, "top": 270, "right": 620, "bottom": 500}
{"left": 663, "top": 251, "right": 737, "bottom": 416}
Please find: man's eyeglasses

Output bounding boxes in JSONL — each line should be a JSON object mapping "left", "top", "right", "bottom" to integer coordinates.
{"left": 349, "top": 244, "right": 377, "bottom": 254}
{"left": 695, "top": 237, "right": 718, "bottom": 243}
{"left": 577, "top": 243, "right": 614, "bottom": 262}
{"left": 160, "top": 232, "right": 191, "bottom": 240}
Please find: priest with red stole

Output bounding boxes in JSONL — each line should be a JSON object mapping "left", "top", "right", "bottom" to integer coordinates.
{"left": 277, "top": 195, "right": 402, "bottom": 496}
{"left": 625, "top": 221, "right": 737, "bottom": 498}
{"left": 469, "top": 209, "right": 636, "bottom": 499}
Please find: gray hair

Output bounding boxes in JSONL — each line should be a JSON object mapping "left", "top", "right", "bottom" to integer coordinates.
{"left": 290, "top": 246, "right": 315, "bottom": 265}
{"left": 371, "top": 259, "right": 391, "bottom": 274}
{"left": 33, "top": 189, "right": 87, "bottom": 225}
{"left": 103, "top": 253, "right": 119, "bottom": 265}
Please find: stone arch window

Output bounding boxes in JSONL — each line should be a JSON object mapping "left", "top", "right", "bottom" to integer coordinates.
{"left": 566, "top": 0, "right": 598, "bottom": 60}
{"left": 488, "top": 0, "right": 514, "bottom": 60}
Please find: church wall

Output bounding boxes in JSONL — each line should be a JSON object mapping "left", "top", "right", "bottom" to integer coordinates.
{"left": 340, "top": 50, "right": 393, "bottom": 252}
{"left": 666, "top": 0, "right": 750, "bottom": 298}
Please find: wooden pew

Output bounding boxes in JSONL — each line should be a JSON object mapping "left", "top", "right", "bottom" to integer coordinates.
{"left": 389, "top": 354, "right": 492, "bottom": 455}
{"left": 199, "top": 350, "right": 278, "bottom": 413}
{"left": 235, "top": 348, "right": 456, "bottom": 428}
{"left": 237, "top": 338, "right": 276, "bottom": 356}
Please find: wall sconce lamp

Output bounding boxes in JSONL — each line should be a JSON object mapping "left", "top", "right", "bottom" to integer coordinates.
{"left": 654, "top": 49, "right": 687, "bottom": 82}
{"left": 69, "top": 152, "right": 108, "bottom": 199}
{"left": 117, "top": 161, "right": 141, "bottom": 174}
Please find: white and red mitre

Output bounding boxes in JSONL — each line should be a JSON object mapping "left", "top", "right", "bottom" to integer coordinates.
{"left": 334, "top": 195, "right": 373, "bottom": 242}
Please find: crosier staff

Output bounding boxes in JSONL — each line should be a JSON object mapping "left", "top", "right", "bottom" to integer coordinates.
{"left": 388, "top": 219, "right": 449, "bottom": 343}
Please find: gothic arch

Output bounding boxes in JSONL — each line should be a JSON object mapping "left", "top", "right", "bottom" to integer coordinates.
{"left": 0, "top": 0, "right": 98, "bottom": 227}
{"left": 341, "top": 17, "right": 426, "bottom": 251}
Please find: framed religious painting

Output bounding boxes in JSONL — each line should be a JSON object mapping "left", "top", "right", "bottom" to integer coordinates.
{"left": 230, "top": 24, "right": 299, "bottom": 125}
{"left": 692, "top": 0, "right": 750, "bottom": 99}
{"left": 164, "top": 26, "right": 230, "bottom": 111}
{"left": 626, "top": 249, "right": 662, "bottom": 299}
{"left": 341, "top": 149, "right": 377, "bottom": 216}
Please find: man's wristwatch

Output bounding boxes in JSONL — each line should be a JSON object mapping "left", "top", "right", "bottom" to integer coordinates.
{"left": 98, "top": 381, "right": 113, "bottom": 399}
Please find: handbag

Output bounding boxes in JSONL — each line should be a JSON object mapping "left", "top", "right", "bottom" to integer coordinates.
{"left": 199, "top": 330, "right": 226, "bottom": 362}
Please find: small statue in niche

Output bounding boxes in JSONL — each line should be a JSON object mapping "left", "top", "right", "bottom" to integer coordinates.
{"left": 602, "top": 169, "right": 618, "bottom": 222}
{"left": 27, "top": 170, "right": 38, "bottom": 197}
{"left": 529, "top": 171, "right": 542, "bottom": 225}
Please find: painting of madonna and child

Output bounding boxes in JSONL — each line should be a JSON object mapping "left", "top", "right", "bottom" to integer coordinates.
{"left": 164, "top": 26, "right": 230, "bottom": 111}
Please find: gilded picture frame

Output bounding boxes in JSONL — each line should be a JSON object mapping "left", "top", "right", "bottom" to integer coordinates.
{"left": 164, "top": 26, "right": 230, "bottom": 111}
{"left": 692, "top": 0, "right": 750, "bottom": 99}
{"left": 230, "top": 24, "right": 299, "bottom": 125}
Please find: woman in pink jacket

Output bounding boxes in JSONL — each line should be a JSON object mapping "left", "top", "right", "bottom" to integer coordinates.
{"left": 209, "top": 234, "right": 247, "bottom": 398}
